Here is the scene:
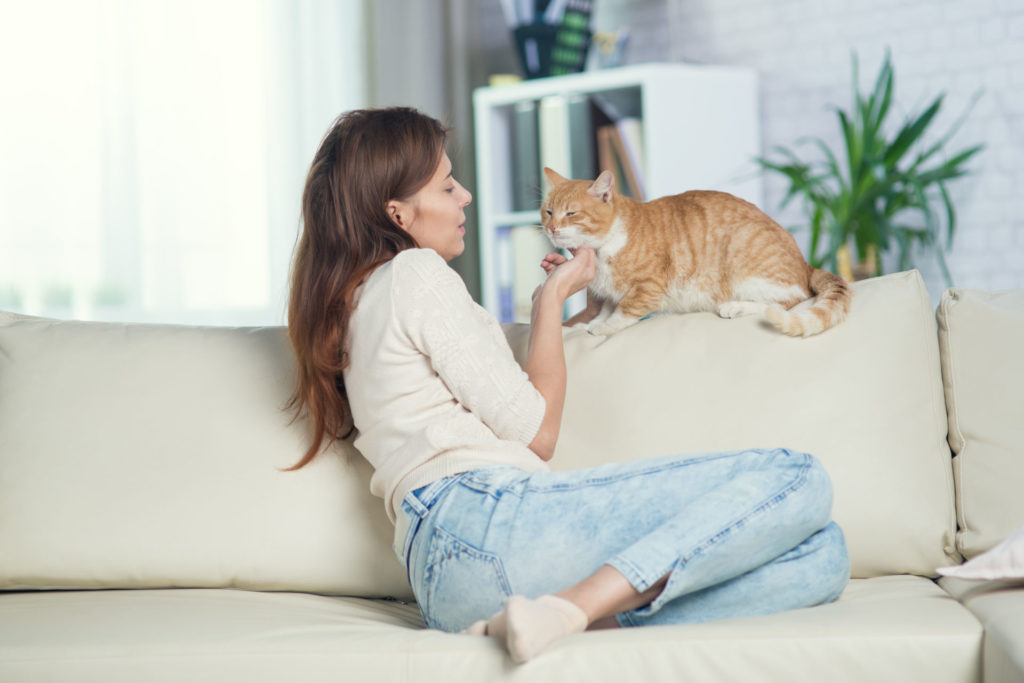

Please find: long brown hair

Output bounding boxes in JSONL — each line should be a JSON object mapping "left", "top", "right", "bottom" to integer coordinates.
{"left": 286, "top": 107, "right": 448, "bottom": 469}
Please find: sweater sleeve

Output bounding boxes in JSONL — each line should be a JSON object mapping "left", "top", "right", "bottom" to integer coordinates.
{"left": 391, "top": 249, "right": 546, "bottom": 446}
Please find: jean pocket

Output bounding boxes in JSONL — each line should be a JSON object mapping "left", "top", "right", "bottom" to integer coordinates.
{"left": 419, "top": 524, "right": 512, "bottom": 632}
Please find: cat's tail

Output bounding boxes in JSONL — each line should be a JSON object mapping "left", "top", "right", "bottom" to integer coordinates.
{"left": 765, "top": 269, "right": 853, "bottom": 337}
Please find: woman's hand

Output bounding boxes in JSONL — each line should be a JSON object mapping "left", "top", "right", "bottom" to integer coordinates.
{"left": 539, "top": 247, "right": 595, "bottom": 301}
{"left": 540, "top": 252, "right": 568, "bottom": 275}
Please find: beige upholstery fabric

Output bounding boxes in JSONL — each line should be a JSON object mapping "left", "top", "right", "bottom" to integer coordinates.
{"left": 941, "top": 577, "right": 1024, "bottom": 683}
{"left": 937, "top": 288, "right": 1024, "bottom": 559}
{"left": 0, "top": 317, "right": 409, "bottom": 598}
{"left": 0, "top": 310, "right": 40, "bottom": 323}
{"left": 0, "top": 270, "right": 957, "bottom": 594}
{"left": 0, "top": 577, "right": 980, "bottom": 682}
{"left": 506, "top": 271, "right": 959, "bottom": 577}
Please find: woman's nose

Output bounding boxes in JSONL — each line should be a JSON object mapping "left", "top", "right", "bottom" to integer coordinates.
{"left": 454, "top": 180, "right": 472, "bottom": 207}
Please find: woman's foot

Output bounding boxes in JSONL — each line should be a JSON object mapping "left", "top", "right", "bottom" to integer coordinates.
{"left": 462, "top": 595, "right": 588, "bottom": 663}
{"left": 505, "top": 595, "right": 588, "bottom": 662}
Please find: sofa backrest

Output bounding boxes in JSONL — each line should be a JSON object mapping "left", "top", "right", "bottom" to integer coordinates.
{"left": 937, "top": 288, "right": 1024, "bottom": 559}
{"left": 0, "top": 314, "right": 411, "bottom": 598}
{"left": 507, "top": 270, "right": 959, "bottom": 578}
{"left": 0, "top": 270, "right": 959, "bottom": 596}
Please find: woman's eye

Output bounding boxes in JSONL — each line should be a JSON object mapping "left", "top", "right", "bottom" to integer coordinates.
{"left": 445, "top": 186, "right": 455, "bottom": 194}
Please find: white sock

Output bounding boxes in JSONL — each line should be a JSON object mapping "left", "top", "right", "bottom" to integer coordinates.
{"left": 460, "top": 606, "right": 508, "bottom": 639}
{"left": 502, "top": 595, "right": 589, "bottom": 663}
{"left": 461, "top": 619, "right": 489, "bottom": 636}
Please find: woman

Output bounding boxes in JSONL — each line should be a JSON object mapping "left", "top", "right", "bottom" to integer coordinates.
{"left": 287, "top": 107, "right": 849, "bottom": 664}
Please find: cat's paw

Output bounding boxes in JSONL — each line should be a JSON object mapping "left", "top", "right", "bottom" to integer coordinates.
{"left": 586, "top": 321, "right": 617, "bottom": 336}
{"left": 716, "top": 301, "right": 746, "bottom": 319}
{"left": 586, "top": 319, "right": 635, "bottom": 336}
{"left": 717, "top": 301, "right": 766, "bottom": 319}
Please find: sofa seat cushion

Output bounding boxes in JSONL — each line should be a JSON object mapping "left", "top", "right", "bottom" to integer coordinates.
{"left": 0, "top": 577, "right": 981, "bottom": 683}
{"left": 941, "top": 577, "right": 1024, "bottom": 683}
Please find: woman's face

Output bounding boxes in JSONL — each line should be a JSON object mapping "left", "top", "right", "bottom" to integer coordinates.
{"left": 389, "top": 153, "right": 473, "bottom": 262}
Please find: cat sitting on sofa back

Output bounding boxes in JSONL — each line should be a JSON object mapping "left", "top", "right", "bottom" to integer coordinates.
{"left": 539, "top": 167, "right": 852, "bottom": 337}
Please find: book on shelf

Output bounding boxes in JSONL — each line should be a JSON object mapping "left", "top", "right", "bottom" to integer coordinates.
{"left": 596, "top": 119, "right": 645, "bottom": 200}
{"left": 496, "top": 225, "right": 515, "bottom": 322}
{"left": 538, "top": 93, "right": 598, "bottom": 187}
{"left": 614, "top": 117, "right": 645, "bottom": 199}
{"left": 495, "top": 223, "right": 553, "bottom": 323}
{"left": 538, "top": 94, "right": 572, "bottom": 191}
{"left": 567, "top": 93, "right": 596, "bottom": 181}
{"left": 589, "top": 92, "right": 645, "bottom": 199}
{"left": 511, "top": 101, "right": 541, "bottom": 212}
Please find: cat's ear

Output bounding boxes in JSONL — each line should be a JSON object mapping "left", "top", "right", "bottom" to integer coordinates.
{"left": 543, "top": 167, "right": 569, "bottom": 187}
{"left": 587, "top": 171, "right": 615, "bottom": 203}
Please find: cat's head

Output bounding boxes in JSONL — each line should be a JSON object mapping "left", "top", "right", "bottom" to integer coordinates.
{"left": 540, "top": 168, "right": 618, "bottom": 250}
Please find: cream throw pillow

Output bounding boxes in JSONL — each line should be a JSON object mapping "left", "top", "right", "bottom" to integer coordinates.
{"left": 938, "top": 524, "right": 1024, "bottom": 581}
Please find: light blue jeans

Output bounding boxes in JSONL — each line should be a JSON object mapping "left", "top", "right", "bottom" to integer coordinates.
{"left": 394, "top": 448, "right": 850, "bottom": 633}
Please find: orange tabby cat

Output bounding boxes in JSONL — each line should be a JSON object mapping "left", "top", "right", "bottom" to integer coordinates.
{"left": 540, "top": 167, "right": 852, "bottom": 337}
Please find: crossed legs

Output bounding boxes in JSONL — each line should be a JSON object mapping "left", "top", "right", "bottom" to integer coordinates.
{"left": 423, "top": 449, "right": 846, "bottom": 663}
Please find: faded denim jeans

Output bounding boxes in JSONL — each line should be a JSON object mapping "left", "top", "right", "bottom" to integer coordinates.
{"left": 394, "top": 448, "right": 850, "bottom": 633}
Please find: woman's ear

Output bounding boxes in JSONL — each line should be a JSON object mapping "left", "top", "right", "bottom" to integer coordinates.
{"left": 386, "top": 200, "right": 406, "bottom": 229}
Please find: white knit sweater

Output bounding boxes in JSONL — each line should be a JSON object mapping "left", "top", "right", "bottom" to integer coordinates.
{"left": 343, "top": 248, "right": 548, "bottom": 523}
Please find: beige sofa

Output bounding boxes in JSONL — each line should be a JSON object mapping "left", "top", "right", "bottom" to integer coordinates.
{"left": 1, "top": 270, "right": 1021, "bottom": 682}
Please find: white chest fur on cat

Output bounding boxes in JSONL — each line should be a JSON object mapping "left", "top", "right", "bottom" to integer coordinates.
{"left": 590, "top": 218, "right": 628, "bottom": 302}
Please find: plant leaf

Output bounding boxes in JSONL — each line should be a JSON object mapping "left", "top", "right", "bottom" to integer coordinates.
{"left": 938, "top": 181, "right": 956, "bottom": 249}
{"left": 884, "top": 95, "right": 943, "bottom": 170}
{"left": 865, "top": 51, "right": 894, "bottom": 148}
{"left": 915, "top": 89, "right": 984, "bottom": 168}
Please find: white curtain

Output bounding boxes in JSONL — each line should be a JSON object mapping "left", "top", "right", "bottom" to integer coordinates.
{"left": 0, "top": 0, "right": 366, "bottom": 325}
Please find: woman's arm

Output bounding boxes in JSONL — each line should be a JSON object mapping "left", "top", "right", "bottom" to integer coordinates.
{"left": 526, "top": 248, "right": 596, "bottom": 460}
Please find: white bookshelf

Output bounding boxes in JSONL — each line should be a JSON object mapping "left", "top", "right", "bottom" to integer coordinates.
{"left": 473, "top": 62, "right": 762, "bottom": 322}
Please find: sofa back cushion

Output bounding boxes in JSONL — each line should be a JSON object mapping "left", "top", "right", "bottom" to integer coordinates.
{"left": 506, "top": 270, "right": 959, "bottom": 578}
{"left": 937, "top": 288, "right": 1024, "bottom": 559}
{"left": 0, "top": 269, "right": 958, "bottom": 593}
{"left": 0, "top": 314, "right": 411, "bottom": 598}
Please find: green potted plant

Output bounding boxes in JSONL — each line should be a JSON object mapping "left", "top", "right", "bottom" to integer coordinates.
{"left": 757, "top": 50, "right": 983, "bottom": 283}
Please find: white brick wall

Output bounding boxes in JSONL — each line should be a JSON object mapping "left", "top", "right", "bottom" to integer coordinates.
{"left": 582, "top": 0, "right": 1024, "bottom": 300}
